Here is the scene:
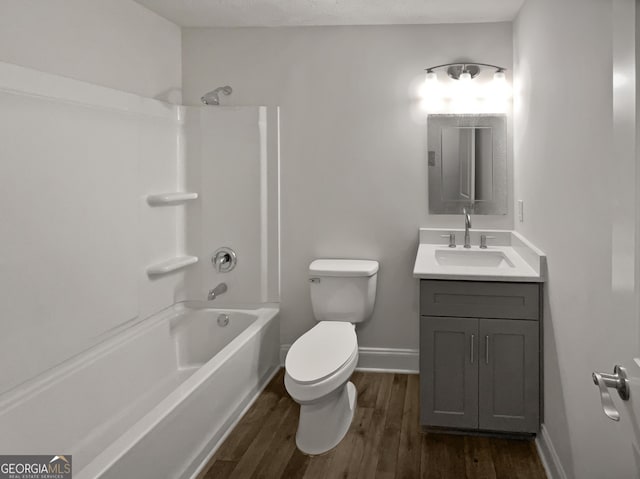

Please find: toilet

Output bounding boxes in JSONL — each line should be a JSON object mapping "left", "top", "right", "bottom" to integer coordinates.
{"left": 284, "top": 259, "right": 379, "bottom": 455}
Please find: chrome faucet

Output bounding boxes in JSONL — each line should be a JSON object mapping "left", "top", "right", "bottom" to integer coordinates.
{"left": 463, "top": 207, "right": 472, "bottom": 248}
{"left": 208, "top": 282, "right": 228, "bottom": 301}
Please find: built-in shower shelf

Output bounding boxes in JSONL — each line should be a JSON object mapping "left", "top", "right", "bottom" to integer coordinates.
{"left": 147, "top": 192, "right": 198, "bottom": 206}
{"left": 146, "top": 256, "right": 198, "bottom": 276}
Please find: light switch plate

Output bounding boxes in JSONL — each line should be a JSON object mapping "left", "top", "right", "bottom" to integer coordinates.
{"left": 518, "top": 200, "right": 524, "bottom": 222}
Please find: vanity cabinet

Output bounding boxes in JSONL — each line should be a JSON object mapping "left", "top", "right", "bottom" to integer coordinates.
{"left": 419, "top": 280, "right": 540, "bottom": 434}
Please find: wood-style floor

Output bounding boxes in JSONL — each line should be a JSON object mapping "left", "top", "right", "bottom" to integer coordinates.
{"left": 197, "top": 370, "right": 547, "bottom": 479}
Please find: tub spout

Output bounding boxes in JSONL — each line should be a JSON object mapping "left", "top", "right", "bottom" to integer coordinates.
{"left": 208, "top": 283, "right": 228, "bottom": 301}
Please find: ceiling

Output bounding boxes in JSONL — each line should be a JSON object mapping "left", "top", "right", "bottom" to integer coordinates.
{"left": 133, "top": 0, "right": 524, "bottom": 28}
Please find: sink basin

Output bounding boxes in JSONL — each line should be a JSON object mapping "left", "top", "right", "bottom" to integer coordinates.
{"left": 413, "top": 229, "right": 545, "bottom": 282}
{"left": 435, "top": 249, "right": 515, "bottom": 268}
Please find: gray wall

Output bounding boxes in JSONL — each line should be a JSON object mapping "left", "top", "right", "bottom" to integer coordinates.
{"left": 0, "top": 0, "right": 182, "bottom": 100}
{"left": 182, "top": 23, "right": 513, "bottom": 351}
{"left": 514, "top": 0, "right": 639, "bottom": 476}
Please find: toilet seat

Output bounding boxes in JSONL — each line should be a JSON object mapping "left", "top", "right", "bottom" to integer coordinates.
{"left": 285, "top": 347, "right": 358, "bottom": 404}
{"left": 286, "top": 321, "right": 357, "bottom": 385}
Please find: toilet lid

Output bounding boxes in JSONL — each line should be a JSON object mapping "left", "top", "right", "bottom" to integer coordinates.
{"left": 286, "top": 322, "right": 357, "bottom": 384}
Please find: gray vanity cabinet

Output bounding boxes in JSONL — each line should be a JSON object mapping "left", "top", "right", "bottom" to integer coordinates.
{"left": 421, "top": 316, "right": 479, "bottom": 429}
{"left": 478, "top": 318, "right": 539, "bottom": 432}
{"left": 420, "top": 280, "right": 541, "bottom": 434}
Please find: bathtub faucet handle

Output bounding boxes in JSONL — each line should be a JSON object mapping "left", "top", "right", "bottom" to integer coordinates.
{"left": 216, "top": 253, "right": 230, "bottom": 268}
{"left": 212, "top": 247, "right": 237, "bottom": 273}
{"left": 208, "top": 282, "right": 228, "bottom": 301}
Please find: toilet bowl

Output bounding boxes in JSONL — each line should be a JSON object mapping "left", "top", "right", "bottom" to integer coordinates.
{"left": 284, "top": 259, "right": 378, "bottom": 455}
{"left": 285, "top": 322, "right": 359, "bottom": 454}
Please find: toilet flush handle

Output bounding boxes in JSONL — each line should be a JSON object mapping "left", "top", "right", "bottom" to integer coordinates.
{"left": 309, "top": 278, "right": 320, "bottom": 283}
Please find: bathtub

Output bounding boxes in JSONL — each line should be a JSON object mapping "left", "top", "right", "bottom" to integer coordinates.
{"left": 0, "top": 303, "right": 280, "bottom": 479}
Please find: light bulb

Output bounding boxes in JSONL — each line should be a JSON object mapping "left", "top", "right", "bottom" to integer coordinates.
{"left": 483, "top": 69, "right": 511, "bottom": 112}
{"left": 420, "top": 71, "right": 443, "bottom": 112}
{"left": 456, "top": 71, "right": 475, "bottom": 98}
{"left": 421, "top": 72, "right": 438, "bottom": 97}
{"left": 451, "top": 70, "right": 479, "bottom": 112}
{"left": 492, "top": 70, "right": 511, "bottom": 97}
{"left": 493, "top": 70, "right": 506, "bottom": 82}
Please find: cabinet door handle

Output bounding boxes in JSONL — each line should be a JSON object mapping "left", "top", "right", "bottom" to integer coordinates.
{"left": 470, "top": 334, "right": 475, "bottom": 364}
{"left": 485, "top": 335, "right": 490, "bottom": 364}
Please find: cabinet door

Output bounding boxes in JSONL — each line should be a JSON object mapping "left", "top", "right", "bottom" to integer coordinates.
{"left": 479, "top": 319, "right": 539, "bottom": 433}
{"left": 420, "top": 316, "right": 478, "bottom": 429}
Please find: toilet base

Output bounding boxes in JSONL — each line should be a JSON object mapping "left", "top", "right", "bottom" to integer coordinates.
{"left": 295, "top": 381, "right": 357, "bottom": 455}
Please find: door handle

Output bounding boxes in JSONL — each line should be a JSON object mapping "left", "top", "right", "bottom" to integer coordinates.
{"left": 592, "top": 365, "right": 630, "bottom": 422}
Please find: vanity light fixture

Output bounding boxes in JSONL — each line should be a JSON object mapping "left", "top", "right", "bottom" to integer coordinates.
{"left": 421, "top": 62, "right": 511, "bottom": 113}
{"left": 424, "top": 62, "right": 508, "bottom": 81}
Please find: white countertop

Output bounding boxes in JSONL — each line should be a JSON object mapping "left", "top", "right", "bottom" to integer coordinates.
{"left": 413, "top": 229, "right": 546, "bottom": 282}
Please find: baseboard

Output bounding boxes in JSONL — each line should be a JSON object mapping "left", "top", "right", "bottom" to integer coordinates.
{"left": 186, "top": 366, "right": 280, "bottom": 479}
{"left": 280, "top": 345, "right": 419, "bottom": 374}
{"left": 535, "top": 424, "right": 568, "bottom": 479}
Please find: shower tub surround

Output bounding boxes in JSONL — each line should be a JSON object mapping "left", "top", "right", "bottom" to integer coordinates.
{"left": 0, "top": 61, "right": 282, "bottom": 479}
{"left": 0, "top": 304, "right": 280, "bottom": 479}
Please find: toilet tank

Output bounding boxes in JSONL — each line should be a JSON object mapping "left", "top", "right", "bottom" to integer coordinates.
{"left": 308, "top": 259, "right": 379, "bottom": 323}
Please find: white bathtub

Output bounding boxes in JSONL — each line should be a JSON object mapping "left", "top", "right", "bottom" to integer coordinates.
{"left": 0, "top": 303, "right": 280, "bottom": 479}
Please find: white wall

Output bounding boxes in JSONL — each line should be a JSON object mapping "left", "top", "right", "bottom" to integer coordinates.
{"left": 514, "top": 0, "right": 639, "bottom": 477}
{"left": 0, "top": 62, "right": 188, "bottom": 395}
{"left": 0, "top": 1, "right": 184, "bottom": 394}
{"left": 182, "top": 24, "right": 513, "bottom": 352}
{"left": 0, "top": 0, "right": 181, "bottom": 101}
{"left": 183, "top": 106, "right": 280, "bottom": 304}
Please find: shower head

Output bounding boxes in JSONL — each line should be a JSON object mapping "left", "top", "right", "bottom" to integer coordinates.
{"left": 201, "top": 86, "right": 233, "bottom": 105}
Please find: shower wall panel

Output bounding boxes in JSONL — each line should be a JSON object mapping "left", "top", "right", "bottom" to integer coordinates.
{"left": 0, "top": 62, "right": 185, "bottom": 395}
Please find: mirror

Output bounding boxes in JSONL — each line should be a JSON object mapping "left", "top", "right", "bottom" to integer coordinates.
{"left": 428, "top": 114, "right": 507, "bottom": 215}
